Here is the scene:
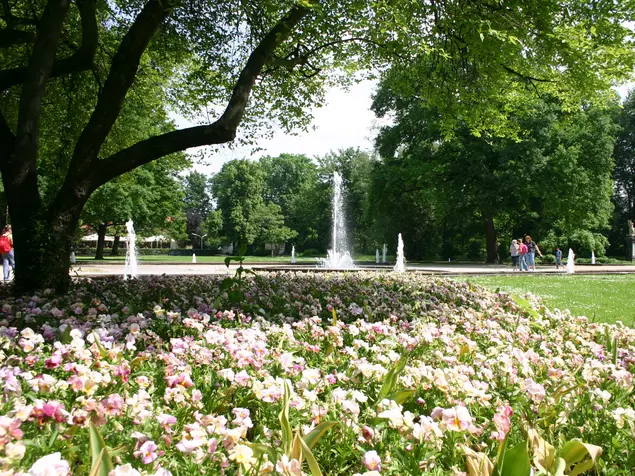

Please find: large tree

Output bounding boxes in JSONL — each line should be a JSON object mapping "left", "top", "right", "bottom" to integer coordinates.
{"left": 1, "top": 0, "right": 633, "bottom": 291}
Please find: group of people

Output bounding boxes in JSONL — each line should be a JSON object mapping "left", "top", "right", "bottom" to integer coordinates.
{"left": 0, "top": 225, "right": 14, "bottom": 281}
{"left": 509, "top": 235, "right": 542, "bottom": 271}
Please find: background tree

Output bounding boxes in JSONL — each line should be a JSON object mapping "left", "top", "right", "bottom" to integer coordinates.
{"left": 82, "top": 158, "right": 186, "bottom": 259}
{"left": 211, "top": 159, "right": 266, "bottom": 249}
{"left": 182, "top": 171, "right": 213, "bottom": 247}
{"left": 260, "top": 153, "right": 320, "bottom": 250}
{"left": 372, "top": 90, "right": 619, "bottom": 261}
{"left": 610, "top": 90, "right": 635, "bottom": 257}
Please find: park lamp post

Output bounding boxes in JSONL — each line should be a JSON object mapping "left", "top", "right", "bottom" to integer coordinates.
{"left": 192, "top": 233, "right": 207, "bottom": 250}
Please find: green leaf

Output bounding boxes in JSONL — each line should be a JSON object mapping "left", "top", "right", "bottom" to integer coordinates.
{"left": 387, "top": 389, "right": 415, "bottom": 405}
{"left": 290, "top": 432, "right": 303, "bottom": 462}
{"left": 244, "top": 442, "right": 276, "bottom": 462}
{"left": 497, "top": 440, "right": 530, "bottom": 476}
{"left": 559, "top": 440, "right": 602, "bottom": 469}
{"left": 331, "top": 308, "right": 337, "bottom": 326}
{"left": 279, "top": 380, "right": 293, "bottom": 455}
{"left": 238, "top": 243, "right": 248, "bottom": 256}
{"left": 91, "top": 333, "right": 108, "bottom": 359}
{"left": 511, "top": 295, "right": 540, "bottom": 319}
{"left": 89, "top": 422, "right": 114, "bottom": 476}
{"left": 219, "top": 277, "right": 234, "bottom": 291}
{"left": 376, "top": 355, "right": 408, "bottom": 402}
{"left": 299, "top": 432, "right": 323, "bottom": 476}
{"left": 303, "top": 421, "right": 338, "bottom": 450}
{"left": 553, "top": 457, "right": 567, "bottom": 476}
{"left": 60, "top": 325, "right": 72, "bottom": 345}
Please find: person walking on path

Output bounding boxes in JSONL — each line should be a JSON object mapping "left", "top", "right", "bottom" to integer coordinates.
{"left": 510, "top": 239, "right": 520, "bottom": 271}
{"left": 0, "top": 225, "right": 14, "bottom": 281}
{"left": 518, "top": 238, "right": 529, "bottom": 272}
{"left": 555, "top": 247, "right": 563, "bottom": 270}
{"left": 524, "top": 235, "right": 542, "bottom": 271}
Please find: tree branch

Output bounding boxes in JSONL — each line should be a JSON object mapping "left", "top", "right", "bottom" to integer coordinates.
{"left": 500, "top": 64, "right": 555, "bottom": 84}
{"left": 3, "top": 0, "right": 71, "bottom": 213}
{"left": 0, "top": 28, "right": 36, "bottom": 47}
{"left": 67, "top": 0, "right": 170, "bottom": 180}
{"left": 0, "top": 0, "right": 97, "bottom": 90}
{"left": 88, "top": 4, "right": 311, "bottom": 190}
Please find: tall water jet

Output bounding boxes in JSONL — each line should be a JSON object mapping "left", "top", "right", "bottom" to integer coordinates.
{"left": 124, "top": 219, "right": 138, "bottom": 280}
{"left": 394, "top": 233, "right": 405, "bottom": 272}
{"left": 382, "top": 244, "right": 387, "bottom": 264}
{"left": 566, "top": 248, "right": 575, "bottom": 274}
{"left": 192, "top": 253, "right": 197, "bottom": 263}
{"left": 317, "top": 172, "right": 355, "bottom": 268}
{"left": 376, "top": 249, "right": 379, "bottom": 264}
{"left": 291, "top": 246, "right": 296, "bottom": 264}
{"left": 591, "top": 250, "right": 596, "bottom": 265}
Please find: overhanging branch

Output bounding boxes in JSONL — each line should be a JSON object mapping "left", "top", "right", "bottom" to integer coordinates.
{"left": 0, "top": 0, "right": 97, "bottom": 91}
{"left": 500, "top": 64, "right": 554, "bottom": 84}
{"left": 67, "top": 0, "right": 170, "bottom": 177}
{"left": 89, "top": 4, "right": 311, "bottom": 190}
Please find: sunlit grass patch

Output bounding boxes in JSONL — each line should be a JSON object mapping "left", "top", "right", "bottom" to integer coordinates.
{"left": 453, "top": 274, "right": 635, "bottom": 326}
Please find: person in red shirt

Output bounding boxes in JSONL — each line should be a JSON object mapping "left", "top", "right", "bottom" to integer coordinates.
{"left": 517, "top": 238, "right": 529, "bottom": 272}
{"left": 0, "top": 225, "right": 14, "bottom": 281}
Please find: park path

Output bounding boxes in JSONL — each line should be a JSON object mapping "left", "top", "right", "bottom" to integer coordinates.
{"left": 71, "top": 262, "right": 635, "bottom": 277}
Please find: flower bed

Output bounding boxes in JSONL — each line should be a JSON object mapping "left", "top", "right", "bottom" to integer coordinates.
{"left": 0, "top": 273, "right": 633, "bottom": 475}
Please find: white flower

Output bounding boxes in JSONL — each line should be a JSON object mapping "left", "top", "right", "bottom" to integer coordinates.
{"left": 28, "top": 453, "right": 70, "bottom": 476}
{"left": 109, "top": 464, "right": 141, "bottom": 476}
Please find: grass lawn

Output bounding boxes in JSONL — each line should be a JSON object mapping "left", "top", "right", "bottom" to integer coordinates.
{"left": 453, "top": 274, "right": 635, "bottom": 326}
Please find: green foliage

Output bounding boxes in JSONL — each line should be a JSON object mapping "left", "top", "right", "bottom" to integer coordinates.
{"left": 88, "top": 422, "right": 114, "bottom": 476}
{"left": 82, "top": 158, "right": 187, "bottom": 240}
{"left": 370, "top": 91, "right": 619, "bottom": 261}
{"left": 211, "top": 159, "right": 268, "bottom": 247}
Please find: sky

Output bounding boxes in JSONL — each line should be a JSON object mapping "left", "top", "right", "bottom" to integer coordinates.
{"left": 178, "top": 80, "right": 634, "bottom": 176}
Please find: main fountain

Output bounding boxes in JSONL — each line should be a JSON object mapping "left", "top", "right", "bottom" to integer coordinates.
{"left": 317, "top": 172, "right": 356, "bottom": 269}
{"left": 124, "top": 219, "right": 138, "bottom": 280}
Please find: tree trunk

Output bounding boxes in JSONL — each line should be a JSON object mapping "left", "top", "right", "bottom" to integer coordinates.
{"left": 484, "top": 212, "right": 498, "bottom": 263}
{"left": 95, "top": 222, "right": 106, "bottom": 259}
{"left": 11, "top": 209, "right": 77, "bottom": 294}
{"left": 111, "top": 235, "right": 120, "bottom": 256}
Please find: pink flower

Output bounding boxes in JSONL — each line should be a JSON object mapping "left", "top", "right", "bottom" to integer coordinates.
{"left": 45, "top": 353, "right": 62, "bottom": 369}
{"left": 134, "top": 440, "right": 158, "bottom": 464}
{"left": 102, "top": 394, "right": 125, "bottom": 416}
{"left": 362, "top": 450, "right": 381, "bottom": 471}
{"left": 522, "top": 379, "right": 546, "bottom": 403}
{"left": 491, "top": 405, "right": 513, "bottom": 441}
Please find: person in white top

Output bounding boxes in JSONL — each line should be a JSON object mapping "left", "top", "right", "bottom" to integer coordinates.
{"left": 509, "top": 239, "right": 519, "bottom": 271}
